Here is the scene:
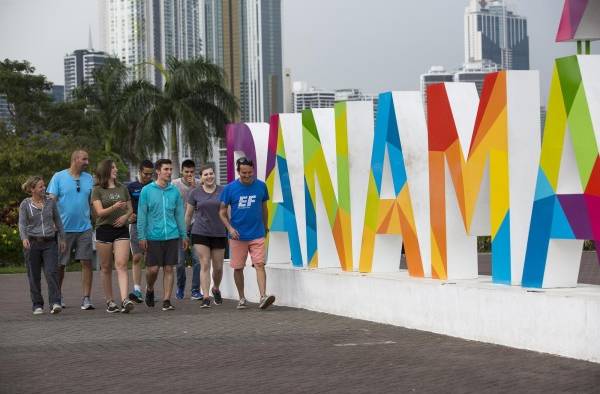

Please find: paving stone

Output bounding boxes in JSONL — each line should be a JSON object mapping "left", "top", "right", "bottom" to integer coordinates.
{"left": 0, "top": 271, "right": 598, "bottom": 393}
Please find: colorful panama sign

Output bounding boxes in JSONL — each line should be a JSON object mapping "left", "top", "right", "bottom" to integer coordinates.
{"left": 226, "top": 55, "right": 600, "bottom": 289}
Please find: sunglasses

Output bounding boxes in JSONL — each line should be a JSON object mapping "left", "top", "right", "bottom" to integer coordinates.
{"left": 236, "top": 157, "right": 254, "bottom": 167}
{"left": 75, "top": 179, "right": 80, "bottom": 193}
{"left": 141, "top": 171, "right": 154, "bottom": 176}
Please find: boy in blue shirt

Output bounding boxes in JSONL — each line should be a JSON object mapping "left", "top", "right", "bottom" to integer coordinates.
{"left": 137, "top": 159, "right": 188, "bottom": 311}
{"left": 219, "top": 157, "right": 276, "bottom": 310}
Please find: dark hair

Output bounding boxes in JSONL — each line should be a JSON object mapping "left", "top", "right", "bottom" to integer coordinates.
{"left": 139, "top": 159, "right": 154, "bottom": 171}
{"left": 181, "top": 159, "right": 195, "bottom": 170}
{"left": 155, "top": 158, "right": 172, "bottom": 171}
{"left": 96, "top": 159, "right": 119, "bottom": 188}
{"left": 199, "top": 163, "right": 215, "bottom": 176}
{"left": 236, "top": 157, "right": 254, "bottom": 171}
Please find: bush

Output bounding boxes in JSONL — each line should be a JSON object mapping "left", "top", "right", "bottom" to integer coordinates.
{"left": 0, "top": 224, "right": 23, "bottom": 267}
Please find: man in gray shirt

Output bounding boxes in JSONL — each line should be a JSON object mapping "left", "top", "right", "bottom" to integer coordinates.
{"left": 171, "top": 159, "right": 202, "bottom": 300}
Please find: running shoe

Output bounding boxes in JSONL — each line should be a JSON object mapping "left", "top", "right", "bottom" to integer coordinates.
{"left": 145, "top": 290, "right": 155, "bottom": 307}
{"left": 162, "top": 300, "right": 175, "bottom": 311}
{"left": 106, "top": 300, "right": 120, "bottom": 313}
{"left": 259, "top": 295, "right": 276, "bottom": 310}
{"left": 201, "top": 298, "right": 211, "bottom": 308}
{"left": 50, "top": 304, "right": 62, "bottom": 314}
{"left": 237, "top": 298, "right": 248, "bottom": 309}
{"left": 128, "top": 289, "right": 143, "bottom": 304}
{"left": 33, "top": 307, "right": 43, "bottom": 315}
{"left": 121, "top": 299, "right": 135, "bottom": 313}
{"left": 81, "top": 296, "right": 95, "bottom": 310}
{"left": 176, "top": 287, "right": 185, "bottom": 300}
{"left": 212, "top": 288, "right": 223, "bottom": 305}
{"left": 190, "top": 290, "right": 203, "bottom": 301}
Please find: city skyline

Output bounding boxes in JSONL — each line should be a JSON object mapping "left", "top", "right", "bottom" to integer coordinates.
{"left": 1, "top": 0, "right": 598, "bottom": 104}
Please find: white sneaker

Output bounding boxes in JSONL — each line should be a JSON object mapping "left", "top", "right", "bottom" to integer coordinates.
{"left": 33, "top": 307, "right": 43, "bottom": 315}
{"left": 50, "top": 304, "right": 62, "bottom": 314}
{"left": 237, "top": 298, "right": 248, "bottom": 309}
{"left": 259, "top": 295, "right": 276, "bottom": 310}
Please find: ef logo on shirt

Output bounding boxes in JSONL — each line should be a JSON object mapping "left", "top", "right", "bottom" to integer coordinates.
{"left": 238, "top": 195, "right": 257, "bottom": 209}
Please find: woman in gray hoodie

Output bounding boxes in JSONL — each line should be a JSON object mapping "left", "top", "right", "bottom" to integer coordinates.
{"left": 18, "top": 176, "right": 66, "bottom": 315}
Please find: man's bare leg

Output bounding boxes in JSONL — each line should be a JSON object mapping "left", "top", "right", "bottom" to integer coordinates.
{"left": 80, "top": 260, "right": 93, "bottom": 297}
{"left": 255, "top": 264, "right": 267, "bottom": 298}
{"left": 234, "top": 268, "right": 245, "bottom": 300}
{"left": 163, "top": 265, "right": 174, "bottom": 300}
{"left": 132, "top": 253, "right": 143, "bottom": 289}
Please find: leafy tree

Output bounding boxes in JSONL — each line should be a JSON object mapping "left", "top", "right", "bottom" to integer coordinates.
{"left": 141, "top": 57, "right": 238, "bottom": 174}
{"left": 0, "top": 59, "right": 52, "bottom": 134}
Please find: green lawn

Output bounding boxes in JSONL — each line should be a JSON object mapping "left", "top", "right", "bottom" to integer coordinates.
{"left": 0, "top": 261, "right": 148, "bottom": 274}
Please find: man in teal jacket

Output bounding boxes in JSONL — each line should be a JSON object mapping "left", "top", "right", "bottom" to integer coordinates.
{"left": 137, "top": 159, "right": 188, "bottom": 311}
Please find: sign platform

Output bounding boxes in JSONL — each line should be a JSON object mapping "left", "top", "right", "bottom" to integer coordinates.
{"left": 219, "top": 261, "right": 600, "bottom": 363}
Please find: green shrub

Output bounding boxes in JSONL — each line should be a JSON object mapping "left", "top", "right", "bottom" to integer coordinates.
{"left": 0, "top": 224, "right": 23, "bottom": 267}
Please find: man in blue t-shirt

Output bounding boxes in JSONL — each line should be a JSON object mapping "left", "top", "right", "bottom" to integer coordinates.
{"left": 47, "top": 150, "right": 95, "bottom": 310}
{"left": 125, "top": 159, "right": 154, "bottom": 303}
{"left": 219, "top": 157, "right": 275, "bottom": 310}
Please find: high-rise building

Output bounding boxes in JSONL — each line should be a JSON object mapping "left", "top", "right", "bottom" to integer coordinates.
{"left": 292, "top": 82, "right": 335, "bottom": 113}
{"left": 334, "top": 88, "right": 379, "bottom": 120}
{"left": 464, "top": 0, "right": 529, "bottom": 70}
{"left": 49, "top": 85, "right": 65, "bottom": 103}
{"left": 283, "top": 68, "right": 293, "bottom": 113}
{"left": 419, "top": 66, "right": 455, "bottom": 117}
{"left": 453, "top": 60, "right": 499, "bottom": 96}
{"left": 0, "top": 94, "right": 11, "bottom": 129}
{"left": 205, "top": 0, "right": 282, "bottom": 122}
{"left": 64, "top": 49, "right": 108, "bottom": 101}
{"left": 99, "top": 0, "right": 204, "bottom": 86}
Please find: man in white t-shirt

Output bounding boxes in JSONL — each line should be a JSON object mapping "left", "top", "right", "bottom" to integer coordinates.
{"left": 171, "top": 159, "right": 202, "bottom": 301}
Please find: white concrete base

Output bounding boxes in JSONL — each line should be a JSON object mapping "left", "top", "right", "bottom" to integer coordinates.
{"left": 219, "top": 261, "right": 600, "bottom": 363}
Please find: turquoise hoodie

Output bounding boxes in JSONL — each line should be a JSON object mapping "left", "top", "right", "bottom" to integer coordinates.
{"left": 137, "top": 181, "right": 186, "bottom": 241}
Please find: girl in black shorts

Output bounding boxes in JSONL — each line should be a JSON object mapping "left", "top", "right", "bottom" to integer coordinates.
{"left": 92, "top": 159, "right": 134, "bottom": 313}
{"left": 185, "top": 164, "right": 227, "bottom": 308}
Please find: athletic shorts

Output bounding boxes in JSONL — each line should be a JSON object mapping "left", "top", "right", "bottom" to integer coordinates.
{"left": 191, "top": 234, "right": 227, "bottom": 250}
{"left": 146, "top": 239, "right": 179, "bottom": 267}
{"left": 96, "top": 225, "right": 130, "bottom": 244}
{"left": 129, "top": 223, "right": 143, "bottom": 255}
{"left": 229, "top": 238, "right": 266, "bottom": 269}
{"left": 60, "top": 229, "right": 94, "bottom": 266}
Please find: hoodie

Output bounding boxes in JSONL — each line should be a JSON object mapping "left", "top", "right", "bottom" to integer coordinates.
{"left": 137, "top": 181, "right": 186, "bottom": 241}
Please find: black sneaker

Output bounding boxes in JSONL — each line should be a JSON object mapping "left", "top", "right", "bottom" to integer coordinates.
{"left": 201, "top": 298, "right": 211, "bottom": 308}
{"left": 212, "top": 288, "right": 223, "bottom": 305}
{"left": 128, "top": 289, "right": 143, "bottom": 304}
{"left": 162, "top": 300, "right": 175, "bottom": 311}
{"left": 145, "top": 290, "right": 155, "bottom": 307}
{"left": 106, "top": 300, "right": 120, "bottom": 313}
{"left": 121, "top": 299, "right": 135, "bottom": 313}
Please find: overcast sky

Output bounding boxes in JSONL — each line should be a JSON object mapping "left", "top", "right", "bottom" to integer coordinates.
{"left": 0, "top": 0, "right": 597, "bottom": 102}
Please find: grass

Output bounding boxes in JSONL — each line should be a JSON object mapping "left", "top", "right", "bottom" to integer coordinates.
{"left": 0, "top": 259, "right": 153, "bottom": 274}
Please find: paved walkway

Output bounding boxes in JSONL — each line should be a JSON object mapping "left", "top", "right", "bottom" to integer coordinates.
{"left": 1, "top": 271, "right": 599, "bottom": 393}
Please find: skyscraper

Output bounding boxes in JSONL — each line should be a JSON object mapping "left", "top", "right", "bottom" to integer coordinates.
{"left": 0, "top": 94, "right": 11, "bottom": 129}
{"left": 64, "top": 49, "right": 108, "bottom": 101}
{"left": 464, "top": 0, "right": 529, "bottom": 70}
{"left": 204, "top": 0, "right": 283, "bottom": 122}
{"left": 99, "top": 0, "right": 204, "bottom": 86}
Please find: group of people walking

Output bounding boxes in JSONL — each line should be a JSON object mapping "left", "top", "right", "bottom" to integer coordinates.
{"left": 18, "top": 149, "right": 275, "bottom": 315}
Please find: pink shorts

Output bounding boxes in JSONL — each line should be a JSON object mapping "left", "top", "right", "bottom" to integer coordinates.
{"left": 229, "top": 238, "right": 266, "bottom": 269}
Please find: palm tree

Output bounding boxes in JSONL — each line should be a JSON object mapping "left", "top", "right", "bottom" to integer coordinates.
{"left": 140, "top": 56, "right": 238, "bottom": 174}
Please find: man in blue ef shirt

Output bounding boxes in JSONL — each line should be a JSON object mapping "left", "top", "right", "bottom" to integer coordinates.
{"left": 219, "top": 157, "right": 276, "bottom": 310}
